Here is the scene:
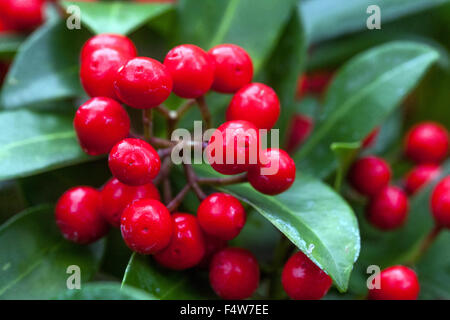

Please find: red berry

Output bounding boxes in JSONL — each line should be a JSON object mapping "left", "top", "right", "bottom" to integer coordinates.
{"left": 404, "top": 122, "right": 449, "bottom": 164}
{"left": 362, "top": 127, "right": 380, "bottom": 149}
{"left": 81, "top": 34, "right": 137, "bottom": 61}
{"left": 431, "top": 176, "right": 450, "bottom": 228}
{"left": 367, "top": 186, "right": 409, "bottom": 230}
{"left": 247, "top": 148, "right": 296, "bottom": 195}
{"left": 404, "top": 164, "right": 441, "bottom": 195}
{"left": 0, "top": 0, "right": 44, "bottom": 31}
{"left": 197, "top": 193, "right": 246, "bottom": 241}
{"left": 163, "top": 44, "right": 214, "bottom": 98}
{"left": 80, "top": 47, "right": 134, "bottom": 99}
{"left": 55, "top": 186, "right": 109, "bottom": 244}
{"left": 108, "top": 138, "right": 161, "bottom": 186}
{"left": 348, "top": 156, "right": 391, "bottom": 196}
{"left": 209, "top": 247, "right": 259, "bottom": 300}
{"left": 227, "top": 83, "right": 280, "bottom": 130}
{"left": 100, "top": 178, "right": 160, "bottom": 228}
{"left": 154, "top": 213, "right": 205, "bottom": 270}
{"left": 282, "top": 251, "right": 332, "bottom": 300}
{"left": 0, "top": 16, "right": 15, "bottom": 33}
{"left": 208, "top": 44, "right": 253, "bottom": 93}
{"left": 207, "top": 120, "right": 260, "bottom": 175}
{"left": 74, "top": 97, "right": 130, "bottom": 156}
{"left": 114, "top": 57, "right": 172, "bottom": 109}
{"left": 199, "top": 233, "right": 228, "bottom": 268}
{"left": 368, "top": 265, "right": 420, "bottom": 300}
{"left": 286, "top": 114, "right": 314, "bottom": 153}
{"left": 120, "top": 199, "right": 173, "bottom": 254}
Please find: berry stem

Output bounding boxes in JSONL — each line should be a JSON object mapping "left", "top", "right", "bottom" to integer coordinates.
{"left": 177, "top": 99, "right": 196, "bottom": 118}
{"left": 196, "top": 96, "right": 212, "bottom": 129}
{"left": 166, "top": 184, "right": 191, "bottom": 212}
{"left": 142, "top": 109, "right": 153, "bottom": 141}
{"left": 183, "top": 163, "right": 207, "bottom": 200}
{"left": 153, "top": 157, "right": 172, "bottom": 185}
{"left": 408, "top": 225, "right": 443, "bottom": 265}
{"left": 163, "top": 178, "right": 173, "bottom": 204}
{"left": 148, "top": 136, "right": 176, "bottom": 148}
{"left": 197, "top": 173, "right": 247, "bottom": 186}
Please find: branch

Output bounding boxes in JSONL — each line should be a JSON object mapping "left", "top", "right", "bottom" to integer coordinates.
{"left": 166, "top": 184, "right": 191, "bottom": 212}
{"left": 183, "top": 163, "right": 207, "bottom": 200}
{"left": 197, "top": 173, "right": 247, "bottom": 186}
{"left": 196, "top": 96, "right": 212, "bottom": 129}
{"left": 142, "top": 109, "right": 153, "bottom": 141}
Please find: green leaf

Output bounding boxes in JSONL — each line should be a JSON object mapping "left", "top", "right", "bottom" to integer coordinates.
{"left": 56, "top": 282, "right": 154, "bottom": 300}
{"left": 331, "top": 142, "right": 361, "bottom": 191}
{"left": 0, "top": 205, "right": 105, "bottom": 299}
{"left": 262, "top": 10, "right": 307, "bottom": 144}
{"left": 178, "top": 0, "right": 297, "bottom": 72}
{"left": 417, "top": 232, "right": 450, "bottom": 299}
{"left": 194, "top": 165, "right": 360, "bottom": 292}
{"left": 300, "top": 0, "right": 450, "bottom": 43}
{"left": 294, "top": 41, "right": 439, "bottom": 178}
{"left": 0, "top": 109, "right": 92, "bottom": 182}
{"left": 0, "top": 34, "right": 25, "bottom": 60}
{"left": 122, "top": 253, "right": 214, "bottom": 299}
{"left": 61, "top": 1, "right": 173, "bottom": 35}
{"left": 0, "top": 19, "right": 89, "bottom": 109}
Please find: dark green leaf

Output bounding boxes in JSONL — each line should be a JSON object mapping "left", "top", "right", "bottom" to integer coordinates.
{"left": 56, "top": 282, "right": 154, "bottom": 300}
{"left": 294, "top": 41, "right": 439, "bottom": 178}
{"left": 331, "top": 142, "right": 361, "bottom": 191}
{"left": 0, "top": 109, "right": 92, "bottom": 181}
{"left": 301, "top": 0, "right": 450, "bottom": 43}
{"left": 61, "top": 1, "right": 173, "bottom": 35}
{"left": 122, "top": 253, "right": 214, "bottom": 299}
{"left": 0, "top": 205, "right": 105, "bottom": 299}
{"left": 194, "top": 165, "right": 360, "bottom": 292}
{"left": 0, "top": 34, "right": 25, "bottom": 60}
{"left": 178, "top": 0, "right": 297, "bottom": 72}
{"left": 0, "top": 19, "right": 89, "bottom": 109}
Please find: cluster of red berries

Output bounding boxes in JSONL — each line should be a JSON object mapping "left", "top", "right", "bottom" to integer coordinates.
{"left": 54, "top": 32, "right": 300, "bottom": 300}
{"left": 348, "top": 121, "right": 449, "bottom": 231}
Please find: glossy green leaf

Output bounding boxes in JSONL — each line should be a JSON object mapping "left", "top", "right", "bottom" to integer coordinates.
{"left": 0, "top": 205, "right": 105, "bottom": 299}
{"left": 294, "top": 41, "right": 439, "bottom": 178}
{"left": 0, "top": 109, "right": 92, "bottom": 181}
{"left": 300, "top": 0, "right": 450, "bottom": 43}
{"left": 56, "top": 282, "right": 154, "bottom": 300}
{"left": 0, "top": 19, "right": 89, "bottom": 109}
{"left": 178, "top": 0, "right": 297, "bottom": 72}
{"left": 61, "top": 1, "right": 173, "bottom": 35}
{"left": 122, "top": 253, "right": 214, "bottom": 299}
{"left": 331, "top": 142, "right": 361, "bottom": 191}
{"left": 194, "top": 165, "right": 360, "bottom": 292}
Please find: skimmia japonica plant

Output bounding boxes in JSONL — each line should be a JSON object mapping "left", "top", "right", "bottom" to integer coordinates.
{"left": 0, "top": 0, "right": 449, "bottom": 301}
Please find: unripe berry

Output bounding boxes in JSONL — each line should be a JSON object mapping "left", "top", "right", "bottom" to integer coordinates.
{"left": 286, "top": 114, "right": 314, "bottom": 153}
{"left": 404, "top": 164, "right": 441, "bottom": 195}
{"left": 431, "top": 176, "right": 450, "bottom": 228}
{"left": 100, "top": 178, "right": 160, "bottom": 228}
{"left": 227, "top": 83, "right": 280, "bottom": 130}
{"left": 368, "top": 265, "right": 420, "bottom": 300}
{"left": 367, "top": 186, "right": 409, "bottom": 230}
{"left": 197, "top": 193, "right": 246, "bottom": 241}
{"left": 55, "top": 186, "right": 109, "bottom": 244}
{"left": 80, "top": 47, "right": 135, "bottom": 99}
{"left": 348, "top": 156, "right": 391, "bottom": 196}
{"left": 73, "top": 97, "right": 130, "bottom": 156}
{"left": 209, "top": 247, "right": 259, "bottom": 300}
{"left": 120, "top": 199, "right": 173, "bottom": 254}
{"left": 208, "top": 44, "right": 253, "bottom": 93}
{"left": 108, "top": 138, "right": 161, "bottom": 186}
{"left": 207, "top": 120, "right": 260, "bottom": 175}
{"left": 247, "top": 148, "right": 296, "bottom": 195}
{"left": 114, "top": 57, "right": 172, "bottom": 109}
{"left": 163, "top": 44, "right": 214, "bottom": 98}
{"left": 404, "top": 122, "right": 449, "bottom": 164}
{"left": 154, "top": 213, "right": 205, "bottom": 270}
{"left": 0, "top": 0, "right": 44, "bottom": 31}
{"left": 282, "top": 251, "right": 332, "bottom": 300}
{"left": 81, "top": 34, "right": 137, "bottom": 61}
{"left": 362, "top": 127, "right": 380, "bottom": 149}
